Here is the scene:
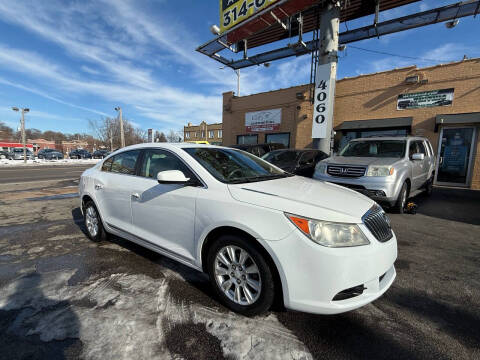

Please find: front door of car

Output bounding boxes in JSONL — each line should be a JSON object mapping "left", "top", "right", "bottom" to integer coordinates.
{"left": 93, "top": 150, "right": 141, "bottom": 231}
{"left": 296, "top": 151, "right": 316, "bottom": 177}
{"left": 409, "top": 141, "right": 423, "bottom": 190}
{"left": 130, "top": 149, "right": 200, "bottom": 263}
{"left": 415, "top": 141, "right": 430, "bottom": 186}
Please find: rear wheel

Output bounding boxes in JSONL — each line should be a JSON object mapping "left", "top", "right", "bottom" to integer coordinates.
{"left": 393, "top": 182, "right": 408, "bottom": 214}
{"left": 207, "top": 235, "right": 275, "bottom": 316}
{"left": 83, "top": 200, "right": 107, "bottom": 242}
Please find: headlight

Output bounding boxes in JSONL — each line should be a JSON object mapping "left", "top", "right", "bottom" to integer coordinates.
{"left": 286, "top": 213, "right": 370, "bottom": 247}
{"left": 315, "top": 163, "right": 327, "bottom": 174}
{"left": 366, "top": 166, "right": 394, "bottom": 177}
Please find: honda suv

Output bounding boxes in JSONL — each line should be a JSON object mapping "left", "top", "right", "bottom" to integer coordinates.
{"left": 314, "top": 136, "right": 435, "bottom": 213}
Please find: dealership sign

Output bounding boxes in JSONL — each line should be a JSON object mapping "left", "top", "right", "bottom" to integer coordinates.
{"left": 397, "top": 88, "right": 454, "bottom": 110}
{"left": 220, "top": 0, "right": 280, "bottom": 33}
{"left": 245, "top": 108, "right": 281, "bottom": 132}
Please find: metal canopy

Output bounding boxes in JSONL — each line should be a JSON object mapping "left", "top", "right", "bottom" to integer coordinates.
{"left": 335, "top": 117, "right": 413, "bottom": 130}
{"left": 238, "top": 0, "right": 420, "bottom": 50}
{"left": 198, "top": 0, "right": 480, "bottom": 69}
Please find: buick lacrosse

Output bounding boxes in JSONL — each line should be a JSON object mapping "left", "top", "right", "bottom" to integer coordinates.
{"left": 80, "top": 143, "right": 397, "bottom": 316}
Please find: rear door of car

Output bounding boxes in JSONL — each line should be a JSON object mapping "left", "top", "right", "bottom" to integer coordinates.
{"left": 93, "top": 150, "right": 141, "bottom": 231}
{"left": 129, "top": 148, "right": 200, "bottom": 263}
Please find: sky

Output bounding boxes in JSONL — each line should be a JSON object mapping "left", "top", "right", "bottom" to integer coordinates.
{"left": 0, "top": 0, "right": 479, "bottom": 136}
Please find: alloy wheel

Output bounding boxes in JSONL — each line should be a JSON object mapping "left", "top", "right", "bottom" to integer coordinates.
{"left": 214, "top": 245, "right": 262, "bottom": 306}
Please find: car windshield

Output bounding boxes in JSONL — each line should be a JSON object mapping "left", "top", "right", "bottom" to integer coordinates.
{"left": 184, "top": 147, "right": 291, "bottom": 184}
{"left": 340, "top": 140, "right": 406, "bottom": 158}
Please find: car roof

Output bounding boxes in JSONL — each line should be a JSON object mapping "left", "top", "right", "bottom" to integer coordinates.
{"left": 351, "top": 136, "right": 429, "bottom": 142}
{"left": 112, "top": 143, "right": 230, "bottom": 152}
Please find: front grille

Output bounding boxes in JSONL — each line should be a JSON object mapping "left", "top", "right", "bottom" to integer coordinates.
{"left": 362, "top": 204, "right": 393, "bottom": 243}
{"left": 327, "top": 165, "right": 366, "bottom": 178}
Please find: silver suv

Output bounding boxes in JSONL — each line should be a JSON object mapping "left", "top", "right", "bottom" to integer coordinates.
{"left": 313, "top": 136, "right": 435, "bottom": 213}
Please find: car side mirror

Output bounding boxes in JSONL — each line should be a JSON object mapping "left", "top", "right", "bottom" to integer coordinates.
{"left": 411, "top": 153, "right": 425, "bottom": 161}
{"left": 157, "top": 170, "right": 190, "bottom": 184}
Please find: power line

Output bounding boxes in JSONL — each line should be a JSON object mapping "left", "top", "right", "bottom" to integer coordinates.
{"left": 348, "top": 45, "right": 453, "bottom": 63}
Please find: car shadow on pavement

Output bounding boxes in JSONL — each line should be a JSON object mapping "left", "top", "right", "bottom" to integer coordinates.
{"left": 0, "top": 272, "right": 82, "bottom": 360}
{"left": 410, "top": 187, "right": 480, "bottom": 225}
{"left": 276, "top": 309, "right": 441, "bottom": 360}
{"left": 71, "top": 207, "right": 227, "bottom": 312}
{"left": 384, "top": 287, "right": 480, "bottom": 349}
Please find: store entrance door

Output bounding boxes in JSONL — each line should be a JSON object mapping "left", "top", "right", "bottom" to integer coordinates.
{"left": 435, "top": 127, "right": 476, "bottom": 186}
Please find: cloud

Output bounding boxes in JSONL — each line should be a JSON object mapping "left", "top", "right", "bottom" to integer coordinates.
{"left": 353, "top": 43, "right": 479, "bottom": 75}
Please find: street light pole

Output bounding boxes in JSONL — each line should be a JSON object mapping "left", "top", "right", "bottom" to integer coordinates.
{"left": 115, "top": 107, "right": 125, "bottom": 148}
{"left": 12, "top": 107, "right": 30, "bottom": 163}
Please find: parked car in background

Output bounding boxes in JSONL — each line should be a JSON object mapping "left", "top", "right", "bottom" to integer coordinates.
{"left": 69, "top": 149, "right": 92, "bottom": 159}
{"left": 0, "top": 150, "right": 9, "bottom": 159}
{"left": 262, "top": 149, "right": 328, "bottom": 178}
{"left": 92, "top": 149, "right": 110, "bottom": 159}
{"left": 9, "top": 148, "right": 35, "bottom": 160}
{"left": 37, "top": 148, "right": 64, "bottom": 160}
{"left": 314, "top": 136, "right": 435, "bottom": 213}
{"left": 230, "top": 143, "right": 285, "bottom": 157}
{"left": 80, "top": 143, "right": 397, "bottom": 316}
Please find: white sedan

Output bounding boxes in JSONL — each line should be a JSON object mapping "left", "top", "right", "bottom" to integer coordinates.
{"left": 79, "top": 143, "right": 397, "bottom": 316}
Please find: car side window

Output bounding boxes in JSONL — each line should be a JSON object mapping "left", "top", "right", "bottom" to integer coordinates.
{"left": 140, "top": 149, "right": 194, "bottom": 179}
{"left": 416, "top": 141, "right": 426, "bottom": 155}
{"left": 408, "top": 141, "right": 418, "bottom": 158}
{"left": 110, "top": 150, "right": 140, "bottom": 175}
{"left": 299, "top": 151, "right": 315, "bottom": 165}
{"left": 101, "top": 157, "right": 113, "bottom": 172}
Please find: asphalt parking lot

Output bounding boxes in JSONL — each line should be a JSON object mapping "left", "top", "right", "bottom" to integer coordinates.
{"left": 0, "top": 173, "right": 479, "bottom": 360}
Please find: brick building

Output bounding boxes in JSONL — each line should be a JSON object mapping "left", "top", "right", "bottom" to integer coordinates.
{"left": 184, "top": 121, "right": 222, "bottom": 145}
{"left": 223, "top": 58, "right": 480, "bottom": 190}
{"left": 27, "top": 138, "right": 56, "bottom": 153}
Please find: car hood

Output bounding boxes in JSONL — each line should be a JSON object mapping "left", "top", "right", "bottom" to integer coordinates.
{"left": 322, "top": 156, "right": 401, "bottom": 167}
{"left": 228, "top": 176, "right": 374, "bottom": 223}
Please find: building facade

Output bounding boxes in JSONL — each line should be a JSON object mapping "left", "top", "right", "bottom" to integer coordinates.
{"left": 27, "top": 138, "right": 56, "bottom": 153}
{"left": 184, "top": 121, "right": 222, "bottom": 145}
{"left": 222, "top": 58, "right": 480, "bottom": 190}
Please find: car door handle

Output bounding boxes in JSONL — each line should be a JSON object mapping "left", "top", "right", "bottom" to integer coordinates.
{"left": 132, "top": 193, "right": 140, "bottom": 199}
{"left": 95, "top": 184, "right": 104, "bottom": 190}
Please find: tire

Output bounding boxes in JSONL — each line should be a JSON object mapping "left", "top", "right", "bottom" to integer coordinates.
{"left": 425, "top": 176, "right": 433, "bottom": 197}
{"left": 393, "top": 182, "right": 409, "bottom": 214}
{"left": 207, "top": 235, "right": 275, "bottom": 316}
{"left": 83, "top": 200, "right": 107, "bottom": 242}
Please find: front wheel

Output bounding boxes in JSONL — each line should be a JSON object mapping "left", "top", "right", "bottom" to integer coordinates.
{"left": 207, "top": 235, "right": 275, "bottom": 316}
{"left": 393, "top": 182, "right": 408, "bottom": 214}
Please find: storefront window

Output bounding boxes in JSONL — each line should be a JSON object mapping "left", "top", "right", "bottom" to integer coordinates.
{"left": 237, "top": 134, "right": 258, "bottom": 145}
{"left": 266, "top": 133, "right": 290, "bottom": 147}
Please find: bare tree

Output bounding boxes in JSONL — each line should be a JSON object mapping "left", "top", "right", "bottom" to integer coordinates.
{"left": 89, "top": 117, "right": 146, "bottom": 150}
{"left": 166, "top": 129, "right": 182, "bottom": 143}
{"left": 0, "top": 121, "right": 14, "bottom": 140}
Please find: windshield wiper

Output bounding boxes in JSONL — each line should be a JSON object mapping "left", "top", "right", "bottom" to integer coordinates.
{"left": 230, "top": 173, "right": 290, "bottom": 184}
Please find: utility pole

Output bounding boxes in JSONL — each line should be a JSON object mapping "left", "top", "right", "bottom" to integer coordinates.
{"left": 312, "top": 1, "right": 340, "bottom": 155}
{"left": 235, "top": 69, "right": 240, "bottom": 96}
{"left": 12, "top": 107, "right": 30, "bottom": 163}
{"left": 115, "top": 106, "right": 125, "bottom": 148}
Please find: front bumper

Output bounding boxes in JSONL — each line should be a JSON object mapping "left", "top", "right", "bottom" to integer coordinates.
{"left": 314, "top": 173, "right": 399, "bottom": 205}
{"left": 265, "top": 223, "right": 397, "bottom": 314}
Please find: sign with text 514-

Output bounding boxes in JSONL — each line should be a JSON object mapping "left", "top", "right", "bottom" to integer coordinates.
{"left": 312, "top": 63, "right": 336, "bottom": 139}
{"left": 220, "top": 0, "right": 280, "bottom": 33}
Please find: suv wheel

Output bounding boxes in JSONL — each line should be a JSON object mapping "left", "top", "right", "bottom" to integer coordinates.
{"left": 83, "top": 201, "right": 107, "bottom": 242}
{"left": 425, "top": 176, "right": 433, "bottom": 196}
{"left": 207, "top": 235, "right": 275, "bottom": 316}
{"left": 393, "top": 182, "right": 408, "bottom": 214}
